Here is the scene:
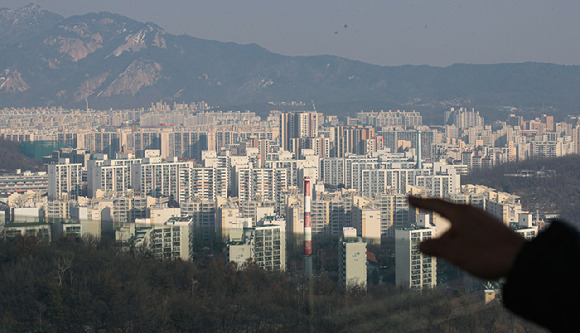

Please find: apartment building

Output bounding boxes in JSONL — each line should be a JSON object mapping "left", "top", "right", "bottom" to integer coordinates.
{"left": 228, "top": 221, "right": 286, "bottom": 271}
{"left": 48, "top": 158, "right": 83, "bottom": 199}
{"left": 338, "top": 227, "right": 367, "bottom": 291}
{"left": 395, "top": 214, "right": 437, "bottom": 289}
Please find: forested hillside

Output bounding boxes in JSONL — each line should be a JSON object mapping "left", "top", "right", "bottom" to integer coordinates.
{"left": 463, "top": 154, "right": 580, "bottom": 224}
{"left": 0, "top": 236, "right": 544, "bottom": 332}
{"left": 0, "top": 139, "right": 44, "bottom": 172}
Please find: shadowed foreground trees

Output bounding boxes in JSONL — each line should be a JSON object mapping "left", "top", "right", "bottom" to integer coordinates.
{"left": 0, "top": 235, "right": 544, "bottom": 332}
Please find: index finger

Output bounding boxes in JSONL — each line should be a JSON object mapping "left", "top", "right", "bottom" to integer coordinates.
{"left": 407, "top": 196, "right": 461, "bottom": 221}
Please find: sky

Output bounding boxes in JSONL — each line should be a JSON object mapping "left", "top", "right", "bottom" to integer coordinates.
{"left": 3, "top": 0, "right": 580, "bottom": 67}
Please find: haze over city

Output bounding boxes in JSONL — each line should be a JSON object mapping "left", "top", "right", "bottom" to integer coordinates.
{"left": 3, "top": 0, "right": 580, "bottom": 67}
{"left": 0, "top": 1, "right": 578, "bottom": 331}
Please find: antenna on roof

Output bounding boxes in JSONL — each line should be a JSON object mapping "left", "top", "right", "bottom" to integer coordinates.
{"left": 311, "top": 100, "right": 316, "bottom": 112}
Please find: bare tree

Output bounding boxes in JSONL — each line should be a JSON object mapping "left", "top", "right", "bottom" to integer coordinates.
{"left": 54, "top": 255, "right": 73, "bottom": 287}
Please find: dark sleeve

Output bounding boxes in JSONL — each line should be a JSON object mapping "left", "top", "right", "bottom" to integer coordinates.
{"left": 503, "top": 220, "right": 580, "bottom": 332}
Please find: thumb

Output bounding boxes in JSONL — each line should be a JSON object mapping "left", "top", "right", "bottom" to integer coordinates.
{"left": 419, "top": 238, "right": 449, "bottom": 258}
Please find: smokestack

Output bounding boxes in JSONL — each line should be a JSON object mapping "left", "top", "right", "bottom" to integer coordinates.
{"left": 304, "top": 177, "right": 313, "bottom": 277}
{"left": 304, "top": 177, "right": 312, "bottom": 256}
{"left": 416, "top": 130, "right": 422, "bottom": 169}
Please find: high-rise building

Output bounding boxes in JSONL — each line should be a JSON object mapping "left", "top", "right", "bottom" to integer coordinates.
{"left": 484, "top": 190, "right": 522, "bottom": 226}
{"left": 415, "top": 166, "right": 460, "bottom": 197}
{"left": 338, "top": 227, "right": 367, "bottom": 290}
{"left": 379, "top": 129, "right": 439, "bottom": 160}
{"left": 395, "top": 214, "right": 437, "bottom": 289}
{"left": 181, "top": 198, "right": 215, "bottom": 229}
{"left": 48, "top": 158, "right": 83, "bottom": 199}
{"left": 279, "top": 111, "right": 321, "bottom": 153}
{"left": 87, "top": 157, "right": 140, "bottom": 197}
{"left": 321, "top": 157, "right": 346, "bottom": 187}
{"left": 361, "top": 168, "right": 431, "bottom": 195}
{"left": 372, "top": 193, "right": 410, "bottom": 237}
{"left": 190, "top": 167, "right": 229, "bottom": 202}
{"left": 234, "top": 167, "right": 288, "bottom": 203}
{"left": 113, "top": 197, "right": 133, "bottom": 230}
{"left": 227, "top": 221, "right": 286, "bottom": 271}
{"left": 444, "top": 107, "right": 484, "bottom": 129}
{"left": 351, "top": 205, "right": 381, "bottom": 244}
{"left": 131, "top": 159, "right": 194, "bottom": 203}
{"left": 216, "top": 201, "right": 253, "bottom": 239}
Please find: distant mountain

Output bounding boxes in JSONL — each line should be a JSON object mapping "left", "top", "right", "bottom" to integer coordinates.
{"left": 2, "top": 4, "right": 580, "bottom": 116}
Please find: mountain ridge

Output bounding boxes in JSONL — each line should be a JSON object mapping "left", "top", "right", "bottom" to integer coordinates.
{"left": 2, "top": 4, "right": 580, "bottom": 117}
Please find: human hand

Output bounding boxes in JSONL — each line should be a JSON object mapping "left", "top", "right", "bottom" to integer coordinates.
{"left": 407, "top": 196, "right": 526, "bottom": 280}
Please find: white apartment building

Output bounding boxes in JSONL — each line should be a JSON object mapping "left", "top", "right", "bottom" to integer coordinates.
{"left": 512, "top": 213, "right": 539, "bottom": 240}
{"left": 484, "top": 190, "right": 522, "bottom": 225}
{"left": 415, "top": 172, "right": 459, "bottom": 198}
{"left": 361, "top": 168, "right": 432, "bottom": 196}
{"left": 228, "top": 222, "right": 286, "bottom": 271}
{"left": 3, "top": 223, "right": 51, "bottom": 239}
{"left": 345, "top": 157, "right": 379, "bottom": 189}
{"left": 0, "top": 171, "right": 48, "bottom": 196}
{"left": 338, "top": 227, "right": 367, "bottom": 291}
{"left": 372, "top": 193, "right": 409, "bottom": 237}
{"left": 395, "top": 214, "right": 437, "bottom": 289}
{"left": 46, "top": 200, "right": 69, "bottom": 219}
{"left": 134, "top": 217, "right": 193, "bottom": 261}
{"left": 190, "top": 167, "right": 229, "bottom": 202}
{"left": 321, "top": 158, "right": 346, "bottom": 186}
{"left": 351, "top": 205, "right": 381, "bottom": 244}
{"left": 216, "top": 201, "right": 253, "bottom": 239}
{"left": 311, "top": 200, "right": 330, "bottom": 235}
{"left": 234, "top": 167, "right": 288, "bottom": 203}
{"left": 131, "top": 160, "right": 193, "bottom": 203}
{"left": 112, "top": 197, "right": 132, "bottom": 230}
{"left": 181, "top": 198, "right": 215, "bottom": 229}
{"left": 87, "top": 156, "right": 142, "bottom": 197}
{"left": 48, "top": 158, "right": 83, "bottom": 199}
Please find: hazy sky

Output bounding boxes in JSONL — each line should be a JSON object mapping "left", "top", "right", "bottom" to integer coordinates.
{"left": 4, "top": 0, "right": 580, "bottom": 67}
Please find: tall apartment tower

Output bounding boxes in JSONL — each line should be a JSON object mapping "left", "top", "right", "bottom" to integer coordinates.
{"left": 338, "top": 227, "right": 367, "bottom": 290}
{"left": 279, "top": 111, "right": 321, "bottom": 153}
{"left": 227, "top": 222, "right": 286, "bottom": 271}
{"left": 48, "top": 158, "right": 83, "bottom": 199}
{"left": 444, "top": 107, "right": 484, "bottom": 129}
{"left": 235, "top": 167, "right": 288, "bottom": 203}
{"left": 131, "top": 159, "right": 194, "bottom": 204}
{"left": 395, "top": 213, "right": 437, "bottom": 289}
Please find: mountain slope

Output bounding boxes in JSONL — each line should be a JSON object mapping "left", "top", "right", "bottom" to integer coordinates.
{"left": 463, "top": 155, "right": 580, "bottom": 226}
{"left": 2, "top": 4, "right": 580, "bottom": 113}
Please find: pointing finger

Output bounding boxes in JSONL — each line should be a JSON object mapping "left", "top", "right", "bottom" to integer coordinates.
{"left": 419, "top": 238, "right": 450, "bottom": 259}
{"left": 407, "top": 196, "right": 461, "bottom": 221}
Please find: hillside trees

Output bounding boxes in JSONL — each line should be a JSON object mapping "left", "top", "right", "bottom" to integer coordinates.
{"left": 0, "top": 235, "right": 544, "bottom": 332}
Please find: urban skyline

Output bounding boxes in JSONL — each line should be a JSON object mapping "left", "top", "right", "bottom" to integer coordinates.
{"left": 0, "top": 2, "right": 572, "bottom": 331}
{"left": 0, "top": 105, "right": 553, "bottom": 294}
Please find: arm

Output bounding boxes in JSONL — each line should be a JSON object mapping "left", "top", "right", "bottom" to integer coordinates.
{"left": 503, "top": 220, "right": 580, "bottom": 332}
